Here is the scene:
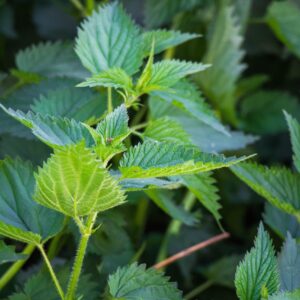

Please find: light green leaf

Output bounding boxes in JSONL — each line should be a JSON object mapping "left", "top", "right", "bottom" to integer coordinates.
{"left": 241, "top": 91, "right": 300, "bottom": 135}
{"left": 284, "top": 112, "right": 300, "bottom": 173}
{"left": 75, "top": 2, "right": 143, "bottom": 75}
{"left": 77, "top": 67, "right": 133, "bottom": 91}
{"left": 235, "top": 223, "right": 279, "bottom": 300}
{"left": 119, "top": 141, "right": 251, "bottom": 178}
{"left": 151, "top": 79, "right": 229, "bottom": 135}
{"left": 231, "top": 163, "right": 300, "bottom": 220}
{"left": 142, "top": 29, "right": 200, "bottom": 56}
{"left": 0, "top": 241, "right": 28, "bottom": 264}
{"left": 146, "top": 190, "right": 197, "bottom": 225}
{"left": 34, "top": 143, "right": 126, "bottom": 217}
{"left": 197, "top": 5, "right": 245, "bottom": 122}
{"left": 143, "top": 117, "right": 191, "bottom": 144}
{"left": 0, "top": 158, "right": 64, "bottom": 244}
{"left": 108, "top": 263, "right": 183, "bottom": 300}
{"left": 0, "top": 105, "right": 94, "bottom": 148}
{"left": 31, "top": 86, "right": 106, "bottom": 124}
{"left": 269, "top": 290, "right": 300, "bottom": 300}
{"left": 15, "top": 41, "right": 88, "bottom": 79}
{"left": 181, "top": 172, "right": 221, "bottom": 226}
{"left": 278, "top": 233, "right": 300, "bottom": 292}
{"left": 96, "top": 104, "right": 130, "bottom": 146}
{"left": 138, "top": 59, "right": 209, "bottom": 94}
{"left": 266, "top": 1, "right": 300, "bottom": 59}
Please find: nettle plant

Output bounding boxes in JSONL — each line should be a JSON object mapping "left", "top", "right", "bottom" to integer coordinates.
{"left": 231, "top": 113, "right": 300, "bottom": 300}
{"left": 0, "top": 2, "right": 252, "bottom": 300}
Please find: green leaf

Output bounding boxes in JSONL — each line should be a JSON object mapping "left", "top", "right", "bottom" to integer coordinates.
{"left": 0, "top": 158, "right": 63, "bottom": 244}
{"left": 119, "top": 141, "right": 251, "bottom": 178}
{"left": 143, "top": 117, "right": 191, "bottom": 144}
{"left": 77, "top": 67, "right": 133, "bottom": 91}
{"left": 144, "top": 0, "right": 201, "bottom": 28}
{"left": 0, "top": 105, "right": 94, "bottom": 148}
{"left": 150, "top": 79, "right": 229, "bottom": 135}
{"left": 268, "top": 290, "right": 300, "bottom": 300}
{"left": 108, "top": 263, "right": 183, "bottom": 300}
{"left": 96, "top": 104, "right": 130, "bottom": 146}
{"left": 15, "top": 41, "right": 88, "bottom": 79}
{"left": 142, "top": 29, "right": 200, "bottom": 56}
{"left": 181, "top": 172, "right": 221, "bottom": 226}
{"left": 197, "top": 5, "right": 245, "bottom": 122}
{"left": 75, "top": 2, "right": 143, "bottom": 75}
{"left": 34, "top": 143, "right": 126, "bottom": 217}
{"left": 240, "top": 91, "right": 300, "bottom": 135}
{"left": 137, "top": 59, "right": 209, "bottom": 94}
{"left": 146, "top": 190, "right": 197, "bottom": 226}
{"left": 231, "top": 163, "right": 300, "bottom": 220}
{"left": 278, "top": 233, "right": 300, "bottom": 292}
{"left": 266, "top": 1, "right": 300, "bottom": 59}
{"left": 31, "top": 86, "right": 106, "bottom": 124}
{"left": 264, "top": 203, "right": 300, "bottom": 240}
{"left": 0, "top": 241, "right": 28, "bottom": 264}
{"left": 235, "top": 223, "right": 279, "bottom": 300}
{"left": 284, "top": 112, "right": 300, "bottom": 173}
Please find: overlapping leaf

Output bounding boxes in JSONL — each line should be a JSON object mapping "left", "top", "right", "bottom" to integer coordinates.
{"left": 120, "top": 141, "right": 251, "bottom": 178}
{"left": 0, "top": 241, "right": 28, "bottom": 264}
{"left": 75, "top": 2, "right": 143, "bottom": 75}
{"left": 0, "top": 158, "right": 63, "bottom": 244}
{"left": 34, "top": 143, "right": 126, "bottom": 217}
{"left": 269, "top": 290, "right": 300, "bottom": 300}
{"left": 235, "top": 223, "right": 279, "bottom": 300}
{"left": 108, "top": 263, "right": 183, "bottom": 300}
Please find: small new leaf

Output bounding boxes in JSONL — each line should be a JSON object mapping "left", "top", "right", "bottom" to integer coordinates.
{"left": 235, "top": 223, "right": 279, "bottom": 300}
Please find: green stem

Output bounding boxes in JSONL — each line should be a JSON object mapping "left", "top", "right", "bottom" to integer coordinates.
{"left": 185, "top": 280, "right": 214, "bottom": 300}
{"left": 107, "top": 87, "right": 113, "bottom": 113}
{"left": 38, "top": 245, "right": 65, "bottom": 300}
{"left": 156, "top": 191, "right": 196, "bottom": 265}
{"left": 66, "top": 213, "right": 97, "bottom": 300}
{"left": 85, "top": 0, "right": 94, "bottom": 15}
{"left": 0, "top": 243, "right": 35, "bottom": 290}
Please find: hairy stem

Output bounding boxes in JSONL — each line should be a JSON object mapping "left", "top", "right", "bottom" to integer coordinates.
{"left": 107, "top": 87, "right": 113, "bottom": 113}
{"left": 185, "top": 280, "right": 214, "bottom": 300}
{"left": 66, "top": 213, "right": 97, "bottom": 300}
{"left": 38, "top": 245, "right": 65, "bottom": 300}
{"left": 0, "top": 243, "right": 35, "bottom": 290}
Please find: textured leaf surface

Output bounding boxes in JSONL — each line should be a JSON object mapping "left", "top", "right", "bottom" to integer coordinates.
{"left": 31, "top": 86, "right": 106, "bottom": 123}
{"left": 181, "top": 173, "right": 221, "bottom": 226}
{"left": 0, "top": 241, "right": 28, "bottom": 264}
{"left": 0, "top": 106, "right": 94, "bottom": 148}
{"left": 278, "top": 233, "right": 300, "bottom": 292}
{"left": 120, "top": 141, "right": 250, "bottom": 178}
{"left": 267, "top": 2, "right": 300, "bottom": 58}
{"left": 146, "top": 190, "right": 197, "bottom": 225}
{"left": 75, "top": 2, "right": 142, "bottom": 75}
{"left": 231, "top": 163, "right": 300, "bottom": 218}
{"left": 108, "top": 263, "right": 183, "bottom": 300}
{"left": 235, "top": 223, "right": 279, "bottom": 300}
{"left": 285, "top": 112, "right": 300, "bottom": 173}
{"left": 150, "top": 79, "right": 228, "bottom": 135}
{"left": 142, "top": 29, "right": 199, "bottom": 56}
{"left": 15, "top": 41, "right": 88, "bottom": 79}
{"left": 197, "top": 5, "right": 245, "bottom": 121}
{"left": 269, "top": 290, "right": 300, "bottom": 300}
{"left": 0, "top": 158, "right": 63, "bottom": 244}
{"left": 144, "top": 117, "right": 191, "bottom": 144}
{"left": 34, "top": 143, "right": 126, "bottom": 217}
{"left": 241, "top": 91, "right": 300, "bottom": 135}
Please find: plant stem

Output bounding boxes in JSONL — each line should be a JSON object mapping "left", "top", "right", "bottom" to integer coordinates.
{"left": 185, "top": 280, "right": 214, "bottom": 300}
{"left": 85, "top": 0, "right": 94, "bottom": 15}
{"left": 0, "top": 243, "right": 35, "bottom": 290}
{"left": 107, "top": 87, "right": 113, "bottom": 113}
{"left": 156, "top": 191, "right": 196, "bottom": 264}
{"left": 66, "top": 213, "right": 97, "bottom": 300}
{"left": 38, "top": 245, "right": 65, "bottom": 300}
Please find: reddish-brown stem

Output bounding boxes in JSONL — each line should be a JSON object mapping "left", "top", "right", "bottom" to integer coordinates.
{"left": 153, "top": 232, "right": 230, "bottom": 270}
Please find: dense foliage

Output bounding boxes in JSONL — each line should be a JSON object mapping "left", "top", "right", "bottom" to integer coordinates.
{"left": 0, "top": 0, "right": 300, "bottom": 299}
